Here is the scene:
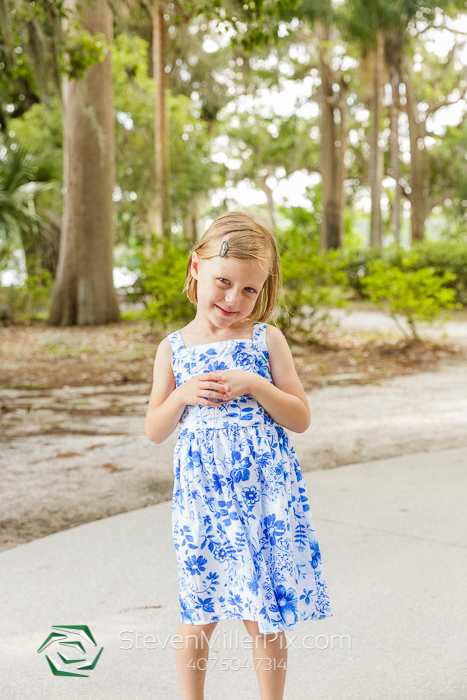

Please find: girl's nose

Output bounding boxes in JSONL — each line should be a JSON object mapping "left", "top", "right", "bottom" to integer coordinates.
{"left": 225, "top": 291, "right": 240, "bottom": 307}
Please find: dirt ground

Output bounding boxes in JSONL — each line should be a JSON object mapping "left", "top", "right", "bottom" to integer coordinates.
{"left": 1, "top": 318, "right": 467, "bottom": 553}
{"left": 0, "top": 319, "right": 464, "bottom": 391}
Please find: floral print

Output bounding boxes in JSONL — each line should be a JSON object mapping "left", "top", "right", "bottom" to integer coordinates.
{"left": 167, "top": 321, "right": 332, "bottom": 635}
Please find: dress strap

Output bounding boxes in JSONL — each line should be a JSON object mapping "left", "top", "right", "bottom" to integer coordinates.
{"left": 167, "top": 330, "right": 184, "bottom": 355}
{"left": 253, "top": 322, "right": 269, "bottom": 353}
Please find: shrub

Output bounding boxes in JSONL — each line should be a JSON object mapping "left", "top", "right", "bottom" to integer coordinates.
{"left": 340, "top": 241, "right": 467, "bottom": 305}
{"left": 276, "top": 222, "right": 348, "bottom": 341}
{"left": 127, "top": 239, "right": 195, "bottom": 330}
{"left": 0, "top": 270, "right": 53, "bottom": 324}
{"left": 339, "top": 246, "right": 386, "bottom": 298}
{"left": 404, "top": 240, "right": 467, "bottom": 305}
{"left": 360, "top": 256, "right": 461, "bottom": 341}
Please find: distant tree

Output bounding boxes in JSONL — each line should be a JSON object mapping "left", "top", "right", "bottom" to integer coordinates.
{"left": 152, "top": 0, "right": 172, "bottom": 239}
{"left": 346, "top": 0, "right": 467, "bottom": 244}
{"left": 220, "top": 111, "right": 321, "bottom": 227}
{"left": 402, "top": 37, "right": 467, "bottom": 240}
{"left": 49, "top": 0, "right": 120, "bottom": 325}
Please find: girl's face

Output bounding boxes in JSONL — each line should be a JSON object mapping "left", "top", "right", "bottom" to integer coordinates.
{"left": 191, "top": 248, "right": 269, "bottom": 328}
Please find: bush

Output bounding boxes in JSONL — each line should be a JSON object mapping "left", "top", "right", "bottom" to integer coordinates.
{"left": 0, "top": 270, "right": 53, "bottom": 324}
{"left": 127, "top": 239, "right": 195, "bottom": 330}
{"left": 276, "top": 220, "right": 348, "bottom": 341}
{"left": 339, "top": 246, "right": 386, "bottom": 298}
{"left": 360, "top": 256, "right": 461, "bottom": 341}
{"left": 402, "top": 240, "right": 467, "bottom": 305}
{"left": 340, "top": 241, "right": 467, "bottom": 305}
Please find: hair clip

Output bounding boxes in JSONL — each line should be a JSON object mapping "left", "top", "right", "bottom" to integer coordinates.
{"left": 219, "top": 240, "right": 229, "bottom": 258}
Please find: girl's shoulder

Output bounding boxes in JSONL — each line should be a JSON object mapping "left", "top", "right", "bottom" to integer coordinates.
{"left": 262, "top": 322, "right": 282, "bottom": 346}
{"left": 263, "top": 322, "right": 280, "bottom": 338}
{"left": 262, "top": 323, "right": 292, "bottom": 361}
{"left": 252, "top": 321, "right": 282, "bottom": 358}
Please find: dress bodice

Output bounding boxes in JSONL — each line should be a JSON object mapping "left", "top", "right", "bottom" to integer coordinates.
{"left": 167, "top": 321, "right": 277, "bottom": 430}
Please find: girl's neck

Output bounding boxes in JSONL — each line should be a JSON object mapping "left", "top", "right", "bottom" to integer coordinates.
{"left": 180, "top": 316, "right": 255, "bottom": 348}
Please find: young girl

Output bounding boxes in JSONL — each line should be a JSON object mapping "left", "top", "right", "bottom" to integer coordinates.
{"left": 145, "top": 210, "right": 332, "bottom": 700}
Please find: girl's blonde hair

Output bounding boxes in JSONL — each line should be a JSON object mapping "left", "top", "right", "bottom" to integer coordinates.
{"left": 183, "top": 210, "right": 283, "bottom": 323}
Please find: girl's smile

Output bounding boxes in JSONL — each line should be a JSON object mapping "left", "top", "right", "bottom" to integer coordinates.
{"left": 215, "top": 304, "right": 237, "bottom": 317}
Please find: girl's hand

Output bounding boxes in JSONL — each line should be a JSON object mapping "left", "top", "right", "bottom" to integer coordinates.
{"left": 178, "top": 371, "right": 230, "bottom": 408}
{"left": 217, "top": 370, "right": 255, "bottom": 401}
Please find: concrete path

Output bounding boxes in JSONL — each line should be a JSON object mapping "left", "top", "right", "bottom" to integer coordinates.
{"left": 1, "top": 446, "right": 466, "bottom": 699}
{"left": 331, "top": 307, "right": 467, "bottom": 342}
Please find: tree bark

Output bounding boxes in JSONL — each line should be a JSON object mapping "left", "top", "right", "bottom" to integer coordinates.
{"left": 337, "top": 87, "right": 348, "bottom": 240}
{"left": 404, "top": 63, "right": 429, "bottom": 242}
{"left": 369, "top": 33, "right": 384, "bottom": 247}
{"left": 182, "top": 199, "right": 198, "bottom": 245}
{"left": 388, "top": 70, "right": 401, "bottom": 245}
{"left": 317, "top": 24, "right": 345, "bottom": 250}
{"left": 49, "top": 0, "right": 119, "bottom": 326}
{"left": 384, "top": 33, "right": 403, "bottom": 247}
{"left": 153, "top": 0, "right": 172, "bottom": 239}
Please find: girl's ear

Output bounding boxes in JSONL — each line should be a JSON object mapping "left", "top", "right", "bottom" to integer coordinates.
{"left": 191, "top": 251, "right": 200, "bottom": 279}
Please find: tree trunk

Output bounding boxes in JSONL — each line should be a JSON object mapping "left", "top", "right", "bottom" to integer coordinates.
{"left": 189, "top": 199, "right": 197, "bottom": 245}
{"left": 370, "top": 33, "right": 384, "bottom": 247}
{"left": 49, "top": 0, "right": 119, "bottom": 326}
{"left": 384, "top": 32, "right": 403, "bottom": 247}
{"left": 337, "top": 87, "right": 348, "bottom": 240}
{"left": 317, "top": 24, "right": 344, "bottom": 250}
{"left": 153, "top": 0, "right": 172, "bottom": 239}
{"left": 388, "top": 69, "right": 401, "bottom": 245}
{"left": 259, "top": 174, "right": 276, "bottom": 229}
{"left": 182, "top": 199, "right": 198, "bottom": 245}
{"left": 404, "top": 64, "right": 429, "bottom": 242}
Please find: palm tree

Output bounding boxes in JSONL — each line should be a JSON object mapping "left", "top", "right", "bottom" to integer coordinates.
{"left": 0, "top": 141, "right": 60, "bottom": 275}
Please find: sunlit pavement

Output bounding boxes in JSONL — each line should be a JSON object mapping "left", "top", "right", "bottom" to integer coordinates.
{"left": 1, "top": 446, "right": 466, "bottom": 699}
{"left": 330, "top": 308, "right": 467, "bottom": 341}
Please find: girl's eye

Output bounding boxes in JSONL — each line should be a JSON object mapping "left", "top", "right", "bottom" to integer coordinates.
{"left": 218, "top": 279, "right": 257, "bottom": 293}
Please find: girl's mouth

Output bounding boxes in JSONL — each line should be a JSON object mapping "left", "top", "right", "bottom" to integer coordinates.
{"left": 215, "top": 304, "right": 237, "bottom": 316}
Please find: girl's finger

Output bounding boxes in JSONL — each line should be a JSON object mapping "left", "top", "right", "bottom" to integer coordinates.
{"left": 201, "top": 398, "right": 220, "bottom": 407}
{"left": 200, "top": 388, "right": 226, "bottom": 399}
{"left": 200, "top": 375, "right": 226, "bottom": 384}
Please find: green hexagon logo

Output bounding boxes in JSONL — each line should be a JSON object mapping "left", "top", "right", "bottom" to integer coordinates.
{"left": 37, "top": 625, "right": 104, "bottom": 677}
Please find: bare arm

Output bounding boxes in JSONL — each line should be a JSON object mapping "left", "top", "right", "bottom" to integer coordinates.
{"left": 145, "top": 337, "right": 186, "bottom": 444}
{"left": 145, "top": 337, "right": 230, "bottom": 444}
{"left": 249, "top": 325, "right": 311, "bottom": 433}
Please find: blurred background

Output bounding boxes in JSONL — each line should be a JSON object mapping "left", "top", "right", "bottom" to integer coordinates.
{"left": 1, "top": 0, "right": 467, "bottom": 548}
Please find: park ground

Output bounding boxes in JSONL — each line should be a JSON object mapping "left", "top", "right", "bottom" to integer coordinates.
{"left": 1, "top": 304, "right": 467, "bottom": 552}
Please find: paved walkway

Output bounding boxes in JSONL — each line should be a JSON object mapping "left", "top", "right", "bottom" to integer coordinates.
{"left": 1, "top": 446, "right": 466, "bottom": 699}
{"left": 330, "top": 308, "right": 467, "bottom": 342}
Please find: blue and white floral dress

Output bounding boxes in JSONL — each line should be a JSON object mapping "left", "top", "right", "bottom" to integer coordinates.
{"left": 167, "top": 321, "right": 332, "bottom": 635}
